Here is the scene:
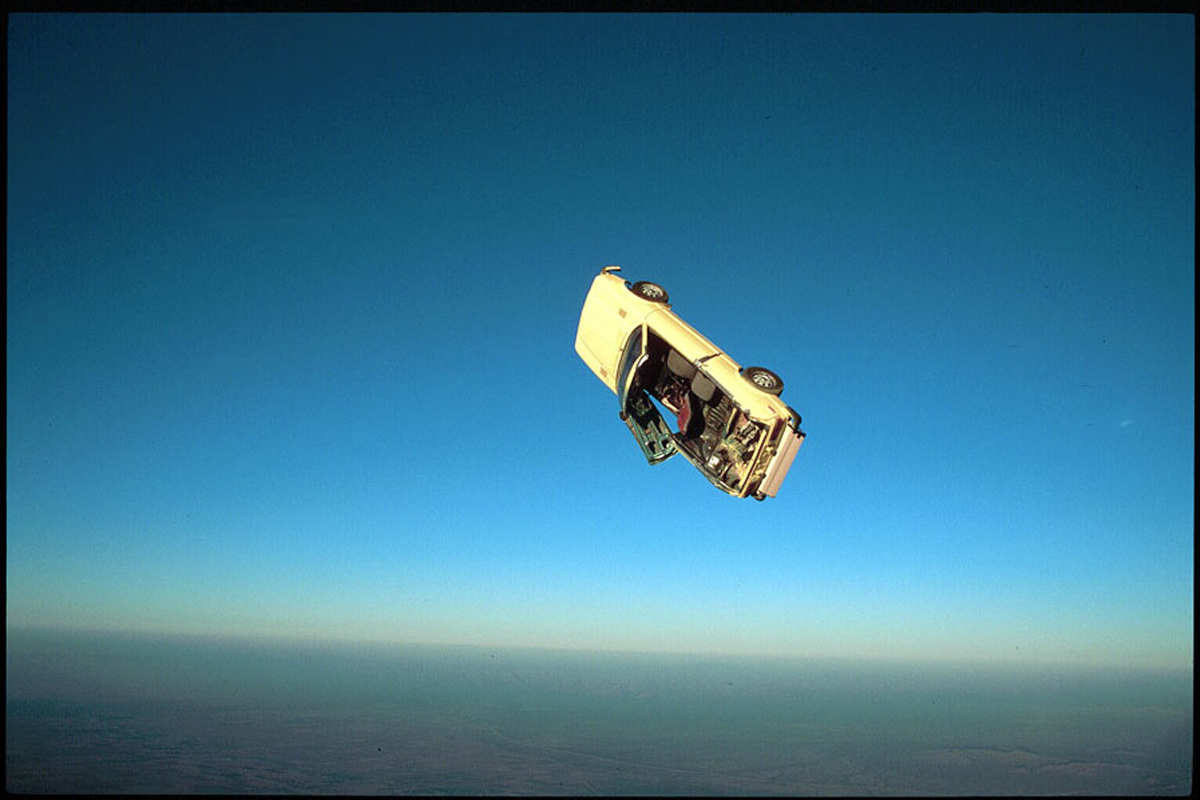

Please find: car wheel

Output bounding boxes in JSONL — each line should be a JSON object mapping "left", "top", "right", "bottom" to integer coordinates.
{"left": 743, "top": 366, "right": 784, "bottom": 396}
{"left": 630, "top": 281, "right": 669, "bottom": 303}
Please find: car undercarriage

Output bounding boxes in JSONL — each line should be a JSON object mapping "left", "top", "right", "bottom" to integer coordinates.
{"left": 628, "top": 334, "right": 773, "bottom": 495}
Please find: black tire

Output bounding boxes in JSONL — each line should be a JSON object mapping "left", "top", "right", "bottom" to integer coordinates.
{"left": 629, "top": 281, "right": 669, "bottom": 303}
{"left": 743, "top": 366, "right": 784, "bottom": 396}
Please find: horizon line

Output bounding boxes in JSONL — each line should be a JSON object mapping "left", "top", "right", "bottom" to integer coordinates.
{"left": 6, "top": 623, "right": 1193, "bottom": 673}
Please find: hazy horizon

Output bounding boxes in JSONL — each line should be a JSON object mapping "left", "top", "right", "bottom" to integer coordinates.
{"left": 6, "top": 622, "right": 1192, "bottom": 673}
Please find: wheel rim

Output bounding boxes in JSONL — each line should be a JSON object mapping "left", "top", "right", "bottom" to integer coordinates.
{"left": 751, "top": 372, "right": 777, "bottom": 389}
{"left": 641, "top": 284, "right": 664, "bottom": 299}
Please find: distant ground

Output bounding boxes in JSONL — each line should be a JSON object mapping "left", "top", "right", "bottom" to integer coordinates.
{"left": 6, "top": 629, "right": 1192, "bottom": 795}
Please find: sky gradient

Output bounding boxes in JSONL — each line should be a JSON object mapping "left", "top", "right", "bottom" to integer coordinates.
{"left": 7, "top": 13, "right": 1194, "bottom": 668}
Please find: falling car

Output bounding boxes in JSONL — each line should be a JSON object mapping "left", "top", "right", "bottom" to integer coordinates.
{"left": 574, "top": 265, "right": 805, "bottom": 500}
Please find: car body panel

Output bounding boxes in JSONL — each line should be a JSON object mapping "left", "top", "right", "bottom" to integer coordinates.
{"left": 574, "top": 269, "right": 649, "bottom": 394}
{"left": 575, "top": 266, "right": 804, "bottom": 499}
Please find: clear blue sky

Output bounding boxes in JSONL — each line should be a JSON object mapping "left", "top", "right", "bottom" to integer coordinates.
{"left": 7, "top": 14, "right": 1194, "bottom": 669}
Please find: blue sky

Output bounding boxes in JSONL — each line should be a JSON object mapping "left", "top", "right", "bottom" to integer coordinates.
{"left": 7, "top": 14, "right": 1193, "bottom": 669}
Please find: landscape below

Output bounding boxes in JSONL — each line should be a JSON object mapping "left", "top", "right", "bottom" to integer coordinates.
{"left": 6, "top": 628, "right": 1192, "bottom": 795}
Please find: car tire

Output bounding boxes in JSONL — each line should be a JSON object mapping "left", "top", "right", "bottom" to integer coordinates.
{"left": 743, "top": 366, "right": 784, "bottom": 396}
{"left": 629, "top": 281, "right": 669, "bottom": 303}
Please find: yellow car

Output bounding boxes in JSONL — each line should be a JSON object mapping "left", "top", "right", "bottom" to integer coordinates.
{"left": 575, "top": 265, "right": 805, "bottom": 500}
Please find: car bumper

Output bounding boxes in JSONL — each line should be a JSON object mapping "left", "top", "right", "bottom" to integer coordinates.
{"left": 757, "top": 425, "right": 804, "bottom": 498}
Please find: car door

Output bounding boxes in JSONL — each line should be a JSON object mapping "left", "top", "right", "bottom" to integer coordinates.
{"left": 615, "top": 326, "right": 677, "bottom": 465}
